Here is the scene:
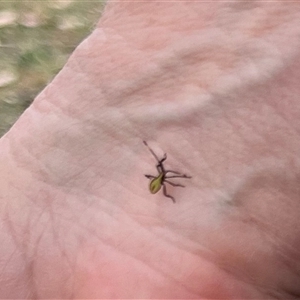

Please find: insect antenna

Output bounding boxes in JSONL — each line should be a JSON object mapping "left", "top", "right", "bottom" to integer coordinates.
{"left": 143, "top": 140, "right": 161, "bottom": 163}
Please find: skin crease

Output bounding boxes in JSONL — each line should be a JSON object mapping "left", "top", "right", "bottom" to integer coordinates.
{"left": 1, "top": 1, "right": 300, "bottom": 298}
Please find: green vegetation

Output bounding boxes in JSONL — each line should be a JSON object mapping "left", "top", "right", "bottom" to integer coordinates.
{"left": 0, "top": 0, "right": 105, "bottom": 136}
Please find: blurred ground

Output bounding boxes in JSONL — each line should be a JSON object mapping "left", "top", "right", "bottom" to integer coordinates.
{"left": 0, "top": 0, "right": 105, "bottom": 137}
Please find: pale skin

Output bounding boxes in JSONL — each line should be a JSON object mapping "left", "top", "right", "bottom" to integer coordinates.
{"left": 0, "top": 1, "right": 300, "bottom": 298}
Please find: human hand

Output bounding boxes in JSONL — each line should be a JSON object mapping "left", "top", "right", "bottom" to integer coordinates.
{"left": 1, "top": 1, "right": 300, "bottom": 298}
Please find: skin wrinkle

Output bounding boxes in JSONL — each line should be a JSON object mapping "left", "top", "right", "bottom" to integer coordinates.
{"left": 3, "top": 212, "right": 34, "bottom": 297}
{"left": 274, "top": 249, "right": 300, "bottom": 293}
{"left": 219, "top": 248, "right": 283, "bottom": 298}
{"left": 211, "top": 91, "right": 300, "bottom": 183}
{"left": 79, "top": 30, "right": 229, "bottom": 108}
{"left": 150, "top": 224, "right": 265, "bottom": 298}
{"left": 5, "top": 132, "right": 59, "bottom": 187}
{"left": 208, "top": 219, "right": 269, "bottom": 287}
{"left": 55, "top": 184, "right": 241, "bottom": 298}
{"left": 3, "top": 177, "right": 79, "bottom": 297}
{"left": 267, "top": 96, "right": 300, "bottom": 140}
{"left": 226, "top": 171, "right": 300, "bottom": 296}
{"left": 29, "top": 119, "right": 120, "bottom": 188}
{"left": 190, "top": 166, "right": 298, "bottom": 296}
{"left": 134, "top": 220, "right": 255, "bottom": 297}
{"left": 215, "top": 258, "right": 276, "bottom": 299}
{"left": 75, "top": 245, "right": 200, "bottom": 299}
{"left": 222, "top": 107, "right": 261, "bottom": 151}
{"left": 75, "top": 223, "right": 196, "bottom": 296}
{"left": 78, "top": 227, "right": 252, "bottom": 298}
{"left": 223, "top": 106, "right": 292, "bottom": 174}
{"left": 33, "top": 208, "right": 88, "bottom": 297}
{"left": 162, "top": 132, "right": 298, "bottom": 298}
{"left": 47, "top": 207, "right": 76, "bottom": 278}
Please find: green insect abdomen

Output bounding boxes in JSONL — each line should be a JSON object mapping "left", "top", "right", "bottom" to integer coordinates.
{"left": 149, "top": 174, "right": 163, "bottom": 194}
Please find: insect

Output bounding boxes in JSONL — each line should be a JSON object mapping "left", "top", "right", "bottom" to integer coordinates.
{"left": 143, "top": 140, "right": 191, "bottom": 203}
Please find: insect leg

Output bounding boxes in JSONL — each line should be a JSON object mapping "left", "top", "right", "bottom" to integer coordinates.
{"left": 165, "top": 170, "right": 181, "bottom": 175}
{"left": 165, "top": 171, "right": 191, "bottom": 178}
{"left": 160, "top": 153, "right": 167, "bottom": 163}
{"left": 162, "top": 184, "right": 175, "bottom": 203}
{"left": 145, "top": 174, "right": 155, "bottom": 179}
{"left": 165, "top": 174, "right": 191, "bottom": 179}
{"left": 164, "top": 180, "right": 185, "bottom": 188}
